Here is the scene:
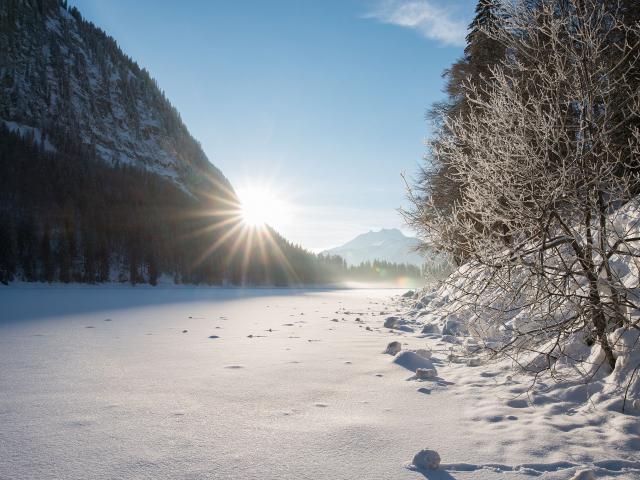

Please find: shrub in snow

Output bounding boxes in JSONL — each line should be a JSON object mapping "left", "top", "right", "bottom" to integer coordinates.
{"left": 412, "top": 449, "right": 441, "bottom": 470}
{"left": 415, "top": 368, "right": 437, "bottom": 380}
{"left": 403, "top": 0, "right": 640, "bottom": 409}
{"left": 384, "top": 341, "right": 402, "bottom": 355}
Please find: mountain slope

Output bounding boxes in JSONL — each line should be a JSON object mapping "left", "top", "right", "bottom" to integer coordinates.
{"left": 0, "top": 0, "right": 227, "bottom": 195}
{"left": 0, "top": 0, "right": 336, "bottom": 286}
{"left": 323, "top": 229, "right": 424, "bottom": 266}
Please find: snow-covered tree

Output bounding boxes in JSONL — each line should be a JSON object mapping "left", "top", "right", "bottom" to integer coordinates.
{"left": 406, "top": 0, "right": 640, "bottom": 376}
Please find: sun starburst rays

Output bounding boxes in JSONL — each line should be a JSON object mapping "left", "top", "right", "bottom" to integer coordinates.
{"left": 183, "top": 177, "right": 297, "bottom": 286}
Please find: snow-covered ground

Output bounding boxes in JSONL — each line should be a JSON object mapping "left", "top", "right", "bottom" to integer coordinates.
{"left": 0, "top": 286, "right": 638, "bottom": 479}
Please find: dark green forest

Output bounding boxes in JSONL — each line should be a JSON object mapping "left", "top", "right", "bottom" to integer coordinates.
{"left": 0, "top": 126, "right": 424, "bottom": 286}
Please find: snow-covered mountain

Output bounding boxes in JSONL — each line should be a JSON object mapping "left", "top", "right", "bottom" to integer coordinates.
{"left": 0, "top": 0, "right": 229, "bottom": 195}
{"left": 323, "top": 229, "right": 424, "bottom": 266}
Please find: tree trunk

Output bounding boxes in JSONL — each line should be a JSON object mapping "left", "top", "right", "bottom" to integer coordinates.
{"left": 588, "top": 277, "right": 617, "bottom": 370}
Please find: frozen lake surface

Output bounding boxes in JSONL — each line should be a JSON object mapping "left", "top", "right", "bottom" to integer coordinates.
{"left": 1, "top": 287, "right": 638, "bottom": 479}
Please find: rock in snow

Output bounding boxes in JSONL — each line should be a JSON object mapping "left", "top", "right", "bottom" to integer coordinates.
{"left": 415, "top": 368, "right": 437, "bottom": 380}
{"left": 442, "top": 318, "right": 466, "bottom": 336}
{"left": 383, "top": 316, "right": 399, "bottom": 329}
{"left": 421, "top": 323, "right": 440, "bottom": 334}
{"left": 384, "top": 341, "right": 402, "bottom": 355}
{"left": 412, "top": 449, "right": 441, "bottom": 470}
{"left": 413, "top": 348, "right": 432, "bottom": 359}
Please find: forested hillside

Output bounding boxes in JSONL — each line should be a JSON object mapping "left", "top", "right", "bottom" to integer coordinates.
{"left": 0, "top": 0, "right": 424, "bottom": 286}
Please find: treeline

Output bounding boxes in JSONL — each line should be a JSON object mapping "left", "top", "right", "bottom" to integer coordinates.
{"left": 317, "top": 255, "right": 423, "bottom": 283}
{"left": 0, "top": 127, "right": 314, "bottom": 285}
{"left": 0, "top": 128, "right": 424, "bottom": 286}
{"left": 0, "top": 0, "right": 428, "bottom": 287}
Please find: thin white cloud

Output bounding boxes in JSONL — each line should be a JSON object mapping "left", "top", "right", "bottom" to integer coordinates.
{"left": 365, "top": 0, "right": 467, "bottom": 47}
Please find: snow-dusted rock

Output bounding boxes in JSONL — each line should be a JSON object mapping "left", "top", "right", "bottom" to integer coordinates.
{"left": 384, "top": 341, "right": 402, "bottom": 355}
{"left": 396, "top": 325, "right": 415, "bottom": 333}
{"left": 419, "top": 292, "right": 436, "bottom": 306}
{"left": 384, "top": 316, "right": 400, "bottom": 329}
{"left": 415, "top": 368, "right": 437, "bottom": 379}
{"left": 412, "top": 449, "right": 441, "bottom": 470}
{"left": 466, "top": 357, "right": 481, "bottom": 367}
{"left": 442, "top": 318, "right": 466, "bottom": 336}
{"left": 413, "top": 348, "right": 432, "bottom": 359}
{"left": 421, "top": 323, "right": 440, "bottom": 334}
{"left": 402, "top": 290, "right": 415, "bottom": 298}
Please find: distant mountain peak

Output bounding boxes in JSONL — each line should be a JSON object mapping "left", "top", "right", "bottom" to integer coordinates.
{"left": 322, "top": 228, "right": 424, "bottom": 266}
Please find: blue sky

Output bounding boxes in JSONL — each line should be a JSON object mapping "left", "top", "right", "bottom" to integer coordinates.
{"left": 68, "top": 0, "right": 474, "bottom": 251}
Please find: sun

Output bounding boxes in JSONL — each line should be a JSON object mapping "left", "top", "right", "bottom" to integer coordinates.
{"left": 238, "top": 184, "right": 291, "bottom": 230}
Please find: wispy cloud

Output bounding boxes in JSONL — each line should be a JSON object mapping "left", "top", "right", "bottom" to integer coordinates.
{"left": 365, "top": 0, "right": 467, "bottom": 47}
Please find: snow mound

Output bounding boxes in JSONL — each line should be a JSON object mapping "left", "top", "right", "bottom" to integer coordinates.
{"left": 393, "top": 351, "right": 435, "bottom": 372}
{"left": 570, "top": 470, "right": 595, "bottom": 480}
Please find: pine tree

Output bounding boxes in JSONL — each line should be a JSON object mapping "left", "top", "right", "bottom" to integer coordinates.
{"left": 0, "top": 215, "right": 16, "bottom": 284}
{"left": 17, "top": 217, "right": 37, "bottom": 281}
{"left": 146, "top": 251, "right": 158, "bottom": 286}
{"left": 418, "top": 0, "right": 507, "bottom": 263}
{"left": 40, "top": 224, "right": 54, "bottom": 282}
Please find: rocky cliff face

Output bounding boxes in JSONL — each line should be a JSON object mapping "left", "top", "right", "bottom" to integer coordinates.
{"left": 0, "top": 0, "right": 229, "bottom": 195}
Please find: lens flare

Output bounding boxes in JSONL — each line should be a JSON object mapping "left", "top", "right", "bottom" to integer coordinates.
{"left": 238, "top": 184, "right": 291, "bottom": 230}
